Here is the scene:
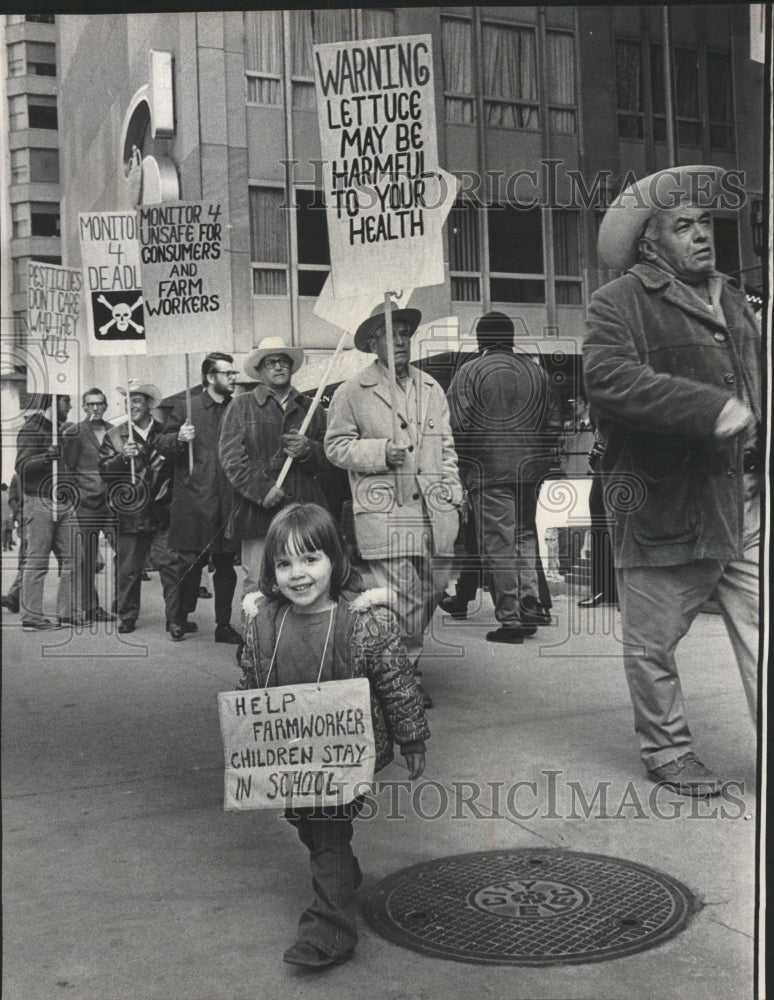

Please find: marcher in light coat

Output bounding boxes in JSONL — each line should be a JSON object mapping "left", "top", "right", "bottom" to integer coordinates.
{"left": 583, "top": 165, "right": 762, "bottom": 797}
{"left": 324, "top": 303, "right": 463, "bottom": 706}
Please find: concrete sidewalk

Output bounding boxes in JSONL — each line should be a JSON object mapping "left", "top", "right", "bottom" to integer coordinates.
{"left": 1, "top": 567, "right": 759, "bottom": 1000}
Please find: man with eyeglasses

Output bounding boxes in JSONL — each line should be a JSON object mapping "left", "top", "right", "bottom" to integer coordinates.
{"left": 157, "top": 352, "right": 241, "bottom": 643}
{"left": 220, "top": 336, "right": 330, "bottom": 596}
{"left": 62, "top": 388, "right": 117, "bottom": 624}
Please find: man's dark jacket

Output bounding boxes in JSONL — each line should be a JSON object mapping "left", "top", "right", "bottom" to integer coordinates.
{"left": 156, "top": 390, "right": 237, "bottom": 554}
{"left": 99, "top": 419, "right": 172, "bottom": 533}
{"left": 583, "top": 262, "right": 761, "bottom": 568}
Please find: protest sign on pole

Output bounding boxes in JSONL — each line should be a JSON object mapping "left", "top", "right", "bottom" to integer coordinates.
{"left": 137, "top": 200, "right": 233, "bottom": 355}
{"left": 218, "top": 679, "right": 376, "bottom": 811}
{"left": 25, "top": 262, "right": 82, "bottom": 397}
{"left": 79, "top": 212, "right": 146, "bottom": 357}
{"left": 313, "top": 34, "right": 458, "bottom": 300}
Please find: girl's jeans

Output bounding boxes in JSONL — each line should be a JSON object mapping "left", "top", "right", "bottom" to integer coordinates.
{"left": 285, "top": 800, "right": 363, "bottom": 958}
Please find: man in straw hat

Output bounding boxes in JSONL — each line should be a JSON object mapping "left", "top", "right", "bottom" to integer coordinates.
{"left": 219, "top": 336, "right": 330, "bottom": 596}
{"left": 99, "top": 380, "right": 177, "bottom": 634}
{"left": 583, "top": 165, "right": 761, "bottom": 796}
{"left": 325, "top": 302, "right": 463, "bottom": 707}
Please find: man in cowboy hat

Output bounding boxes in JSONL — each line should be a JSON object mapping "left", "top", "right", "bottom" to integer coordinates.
{"left": 446, "top": 311, "right": 562, "bottom": 643}
{"left": 99, "top": 381, "right": 177, "bottom": 634}
{"left": 219, "top": 336, "right": 330, "bottom": 595}
{"left": 325, "top": 302, "right": 463, "bottom": 706}
{"left": 583, "top": 165, "right": 761, "bottom": 796}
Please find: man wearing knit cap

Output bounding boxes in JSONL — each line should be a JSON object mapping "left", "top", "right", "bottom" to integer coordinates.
{"left": 583, "top": 165, "right": 761, "bottom": 797}
{"left": 447, "top": 311, "right": 562, "bottom": 643}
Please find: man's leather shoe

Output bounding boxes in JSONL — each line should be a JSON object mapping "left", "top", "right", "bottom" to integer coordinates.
{"left": 2, "top": 595, "right": 20, "bottom": 613}
{"left": 22, "top": 618, "right": 62, "bottom": 632}
{"left": 165, "top": 620, "right": 198, "bottom": 634}
{"left": 439, "top": 594, "right": 468, "bottom": 619}
{"left": 486, "top": 623, "right": 538, "bottom": 643}
{"left": 141, "top": 571, "right": 151, "bottom": 581}
{"left": 282, "top": 941, "right": 353, "bottom": 968}
{"left": 519, "top": 596, "right": 552, "bottom": 625}
{"left": 577, "top": 593, "right": 617, "bottom": 608}
{"left": 215, "top": 624, "right": 242, "bottom": 644}
{"left": 169, "top": 623, "right": 187, "bottom": 641}
{"left": 117, "top": 620, "right": 136, "bottom": 634}
{"left": 647, "top": 752, "right": 722, "bottom": 797}
{"left": 199, "top": 586, "right": 212, "bottom": 599}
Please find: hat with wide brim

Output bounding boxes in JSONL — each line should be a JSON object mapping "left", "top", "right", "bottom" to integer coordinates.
{"left": 354, "top": 303, "right": 422, "bottom": 353}
{"left": 117, "top": 381, "right": 162, "bottom": 408}
{"left": 243, "top": 337, "right": 305, "bottom": 381}
{"left": 598, "top": 165, "right": 732, "bottom": 271}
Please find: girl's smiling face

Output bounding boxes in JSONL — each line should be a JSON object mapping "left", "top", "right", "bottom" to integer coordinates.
{"left": 274, "top": 542, "right": 334, "bottom": 614}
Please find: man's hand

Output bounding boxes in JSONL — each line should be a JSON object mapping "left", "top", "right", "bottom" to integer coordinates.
{"left": 404, "top": 752, "right": 426, "bottom": 781}
{"left": 122, "top": 440, "right": 139, "bottom": 459}
{"left": 261, "top": 484, "right": 285, "bottom": 509}
{"left": 177, "top": 422, "right": 196, "bottom": 443}
{"left": 713, "top": 397, "right": 755, "bottom": 440}
{"left": 281, "top": 430, "right": 311, "bottom": 459}
{"left": 386, "top": 440, "right": 407, "bottom": 466}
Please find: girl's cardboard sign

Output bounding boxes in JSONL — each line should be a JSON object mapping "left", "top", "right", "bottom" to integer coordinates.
{"left": 217, "top": 678, "right": 376, "bottom": 810}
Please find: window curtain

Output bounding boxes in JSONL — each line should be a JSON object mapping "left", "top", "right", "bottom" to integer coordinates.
{"left": 482, "top": 24, "right": 538, "bottom": 129}
{"left": 442, "top": 18, "right": 475, "bottom": 124}
{"left": 449, "top": 202, "right": 480, "bottom": 272}
{"left": 674, "top": 47, "right": 701, "bottom": 144}
{"left": 359, "top": 8, "right": 394, "bottom": 39}
{"left": 553, "top": 211, "right": 583, "bottom": 304}
{"left": 244, "top": 11, "right": 282, "bottom": 104}
{"left": 707, "top": 52, "right": 731, "bottom": 122}
{"left": 290, "top": 10, "right": 316, "bottom": 108}
{"left": 249, "top": 188, "right": 288, "bottom": 264}
{"left": 546, "top": 32, "right": 576, "bottom": 133}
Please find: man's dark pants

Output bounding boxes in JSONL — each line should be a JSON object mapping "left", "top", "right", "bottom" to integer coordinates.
{"left": 75, "top": 506, "right": 117, "bottom": 617}
{"left": 171, "top": 549, "right": 237, "bottom": 627}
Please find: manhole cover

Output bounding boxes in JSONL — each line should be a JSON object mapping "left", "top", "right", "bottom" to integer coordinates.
{"left": 361, "top": 849, "right": 700, "bottom": 965}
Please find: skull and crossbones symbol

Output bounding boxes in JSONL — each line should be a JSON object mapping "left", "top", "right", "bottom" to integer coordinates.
{"left": 98, "top": 294, "right": 144, "bottom": 336}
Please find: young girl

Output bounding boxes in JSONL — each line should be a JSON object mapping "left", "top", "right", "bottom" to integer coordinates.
{"left": 238, "top": 503, "right": 429, "bottom": 969}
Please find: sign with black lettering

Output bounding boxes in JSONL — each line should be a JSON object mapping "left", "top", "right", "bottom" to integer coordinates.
{"left": 138, "top": 200, "right": 233, "bottom": 355}
{"left": 217, "top": 679, "right": 376, "bottom": 810}
{"left": 25, "top": 262, "right": 82, "bottom": 393}
{"left": 78, "top": 212, "right": 146, "bottom": 356}
{"left": 313, "top": 34, "right": 458, "bottom": 299}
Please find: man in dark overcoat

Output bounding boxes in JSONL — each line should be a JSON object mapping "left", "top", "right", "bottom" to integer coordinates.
{"left": 157, "top": 352, "right": 240, "bottom": 643}
{"left": 583, "top": 165, "right": 761, "bottom": 796}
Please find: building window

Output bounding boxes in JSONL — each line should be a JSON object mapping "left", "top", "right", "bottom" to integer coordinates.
{"left": 12, "top": 203, "right": 29, "bottom": 238}
{"left": 296, "top": 189, "right": 330, "bottom": 297}
{"left": 28, "top": 95, "right": 58, "bottom": 130}
{"left": 244, "top": 11, "right": 282, "bottom": 105}
{"left": 13, "top": 312, "right": 28, "bottom": 350}
{"left": 26, "top": 14, "right": 55, "bottom": 24}
{"left": 489, "top": 205, "right": 545, "bottom": 303}
{"left": 546, "top": 31, "right": 576, "bottom": 133}
{"left": 291, "top": 9, "right": 352, "bottom": 109}
{"left": 713, "top": 217, "right": 740, "bottom": 277}
{"left": 707, "top": 51, "right": 733, "bottom": 151}
{"left": 448, "top": 200, "right": 481, "bottom": 302}
{"left": 441, "top": 17, "right": 475, "bottom": 124}
{"left": 482, "top": 23, "right": 539, "bottom": 129}
{"left": 26, "top": 42, "right": 56, "bottom": 76}
{"left": 10, "top": 149, "right": 29, "bottom": 184}
{"left": 7, "top": 41, "right": 25, "bottom": 77}
{"left": 359, "top": 8, "right": 394, "bottom": 38}
{"left": 616, "top": 40, "right": 644, "bottom": 139}
{"left": 553, "top": 210, "right": 583, "bottom": 304}
{"left": 8, "top": 95, "right": 26, "bottom": 130}
{"left": 652, "top": 46, "right": 701, "bottom": 146}
{"left": 29, "top": 148, "right": 60, "bottom": 183}
{"left": 30, "top": 202, "right": 60, "bottom": 237}
{"left": 249, "top": 187, "right": 288, "bottom": 295}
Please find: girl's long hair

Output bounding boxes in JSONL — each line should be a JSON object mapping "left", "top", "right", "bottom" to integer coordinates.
{"left": 259, "top": 503, "right": 359, "bottom": 601}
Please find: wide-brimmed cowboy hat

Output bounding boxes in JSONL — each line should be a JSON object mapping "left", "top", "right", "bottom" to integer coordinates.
{"left": 117, "top": 380, "right": 162, "bottom": 408}
{"left": 598, "top": 165, "right": 732, "bottom": 271}
{"left": 243, "top": 337, "right": 304, "bottom": 380}
{"left": 354, "top": 302, "right": 422, "bottom": 353}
